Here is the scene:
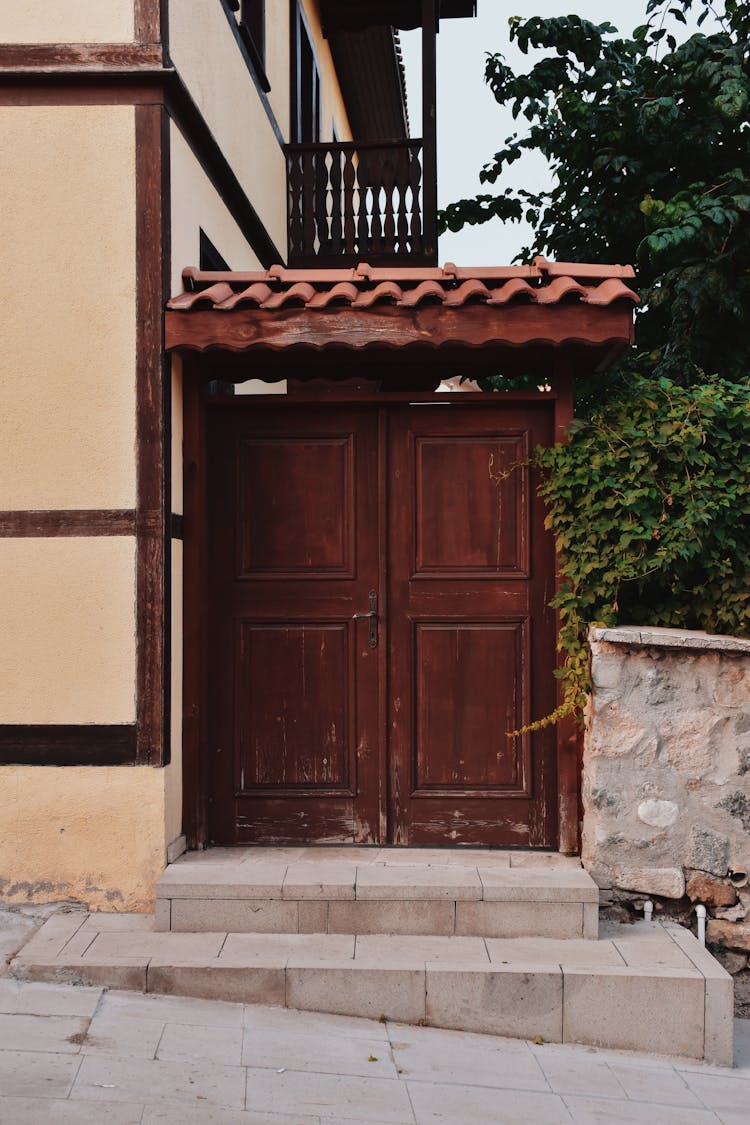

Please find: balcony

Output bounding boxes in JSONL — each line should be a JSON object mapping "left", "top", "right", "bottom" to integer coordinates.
{"left": 286, "top": 139, "right": 437, "bottom": 267}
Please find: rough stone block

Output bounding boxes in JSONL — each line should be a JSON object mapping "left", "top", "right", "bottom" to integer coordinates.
{"left": 637, "top": 799, "right": 678, "bottom": 828}
{"left": 615, "top": 867, "right": 685, "bottom": 899}
{"left": 687, "top": 828, "right": 730, "bottom": 877}
{"left": 707, "top": 919, "right": 750, "bottom": 953}
{"left": 686, "top": 872, "right": 737, "bottom": 908}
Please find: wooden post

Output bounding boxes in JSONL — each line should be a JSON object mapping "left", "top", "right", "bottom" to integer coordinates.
{"left": 421, "top": 0, "right": 438, "bottom": 263}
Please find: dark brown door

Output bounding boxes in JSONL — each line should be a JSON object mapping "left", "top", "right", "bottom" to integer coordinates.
{"left": 206, "top": 404, "right": 382, "bottom": 843}
{"left": 388, "top": 403, "right": 557, "bottom": 846}
{"left": 205, "top": 398, "right": 556, "bottom": 846}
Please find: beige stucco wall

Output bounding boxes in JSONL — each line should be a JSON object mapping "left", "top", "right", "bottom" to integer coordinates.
{"left": 0, "top": 538, "right": 136, "bottom": 724}
{"left": 0, "top": 766, "right": 166, "bottom": 912}
{"left": 0, "top": 104, "right": 136, "bottom": 510}
{"left": 1, "top": 1, "right": 135, "bottom": 44}
{"left": 168, "top": 0, "right": 287, "bottom": 256}
{"left": 265, "top": 0, "right": 291, "bottom": 141}
{"left": 169, "top": 121, "right": 264, "bottom": 295}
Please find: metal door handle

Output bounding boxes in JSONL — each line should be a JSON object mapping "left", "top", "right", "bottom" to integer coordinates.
{"left": 353, "top": 589, "right": 378, "bottom": 648}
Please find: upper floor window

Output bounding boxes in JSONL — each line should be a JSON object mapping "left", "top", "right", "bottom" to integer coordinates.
{"left": 291, "top": 2, "right": 320, "bottom": 143}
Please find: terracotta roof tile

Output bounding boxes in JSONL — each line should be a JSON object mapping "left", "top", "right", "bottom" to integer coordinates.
{"left": 168, "top": 260, "right": 639, "bottom": 314}
{"left": 443, "top": 278, "right": 492, "bottom": 306}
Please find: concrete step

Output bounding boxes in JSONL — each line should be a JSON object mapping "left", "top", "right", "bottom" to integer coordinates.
{"left": 10, "top": 911, "right": 733, "bottom": 1066}
{"left": 156, "top": 847, "right": 600, "bottom": 940}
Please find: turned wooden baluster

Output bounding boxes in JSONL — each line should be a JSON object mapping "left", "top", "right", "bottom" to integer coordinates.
{"left": 314, "top": 145, "right": 330, "bottom": 254}
{"left": 342, "top": 148, "right": 356, "bottom": 257}
{"left": 395, "top": 145, "right": 410, "bottom": 254}
{"left": 301, "top": 150, "right": 316, "bottom": 258}
{"left": 380, "top": 151, "right": 397, "bottom": 255}
{"left": 409, "top": 143, "right": 423, "bottom": 254}
{"left": 328, "top": 147, "right": 343, "bottom": 256}
{"left": 287, "top": 151, "right": 303, "bottom": 261}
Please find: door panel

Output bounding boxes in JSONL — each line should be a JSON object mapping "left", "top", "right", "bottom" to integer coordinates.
{"left": 206, "top": 405, "right": 381, "bottom": 844}
{"left": 388, "top": 404, "right": 557, "bottom": 846}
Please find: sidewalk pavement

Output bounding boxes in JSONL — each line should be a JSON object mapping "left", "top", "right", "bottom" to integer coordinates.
{"left": 0, "top": 975, "right": 747, "bottom": 1124}
{"left": 1, "top": 904, "right": 749, "bottom": 1123}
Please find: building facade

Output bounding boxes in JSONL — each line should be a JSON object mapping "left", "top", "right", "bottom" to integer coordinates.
{"left": 1, "top": 1, "right": 637, "bottom": 911}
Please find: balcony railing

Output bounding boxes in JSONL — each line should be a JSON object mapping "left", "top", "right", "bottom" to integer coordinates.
{"left": 286, "top": 139, "right": 437, "bottom": 267}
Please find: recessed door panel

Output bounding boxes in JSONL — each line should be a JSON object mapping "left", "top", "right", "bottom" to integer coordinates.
{"left": 415, "top": 435, "right": 528, "bottom": 576}
{"left": 237, "top": 436, "right": 354, "bottom": 577}
{"left": 237, "top": 622, "right": 351, "bottom": 792}
{"left": 414, "top": 620, "right": 529, "bottom": 793}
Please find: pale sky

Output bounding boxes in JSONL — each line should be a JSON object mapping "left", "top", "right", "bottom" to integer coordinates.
{"left": 400, "top": 2, "right": 718, "bottom": 265}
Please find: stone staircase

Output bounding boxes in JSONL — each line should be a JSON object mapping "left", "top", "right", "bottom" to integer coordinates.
{"left": 10, "top": 847, "right": 735, "bottom": 1066}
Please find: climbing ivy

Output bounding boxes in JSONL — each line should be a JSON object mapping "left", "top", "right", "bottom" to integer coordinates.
{"left": 533, "top": 377, "right": 750, "bottom": 724}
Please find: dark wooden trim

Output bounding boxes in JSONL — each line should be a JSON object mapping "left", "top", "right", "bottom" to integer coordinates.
{"left": 135, "top": 103, "right": 168, "bottom": 768}
{"left": 181, "top": 367, "right": 209, "bottom": 846}
{"left": 134, "top": 0, "right": 162, "bottom": 45}
{"left": 0, "top": 78, "right": 167, "bottom": 104}
{"left": 420, "top": 0, "right": 438, "bottom": 261}
{"left": 165, "top": 304, "right": 635, "bottom": 358}
{"left": 0, "top": 510, "right": 136, "bottom": 537}
{"left": 0, "top": 44, "right": 162, "bottom": 69}
{"left": 552, "top": 361, "right": 580, "bottom": 855}
{"left": 0, "top": 725, "right": 137, "bottom": 767}
{"left": 170, "top": 514, "right": 184, "bottom": 540}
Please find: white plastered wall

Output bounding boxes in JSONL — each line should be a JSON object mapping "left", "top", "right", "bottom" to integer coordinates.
{"left": 1, "top": 1, "right": 135, "bottom": 44}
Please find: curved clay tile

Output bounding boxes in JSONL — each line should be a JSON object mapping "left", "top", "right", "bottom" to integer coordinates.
{"left": 307, "top": 281, "right": 360, "bottom": 308}
{"left": 582, "top": 278, "right": 640, "bottom": 306}
{"left": 215, "top": 283, "right": 274, "bottom": 310}
{"left": 443, "top": 279, "right": 492, "bottom": 307}
{"left": 486, "top": 278, "right": 537, "bottom": 305}
{"left": 261, "top": 282, "right": 317, "bottom": 309}
{"left": 352, "top": 281, "right": 402, "bottom": 308}
{"left": 167, "top": 282, "right": 235, "bottom": 310}
{"left": 534, "top": 276, "right": 588, "bottom": 304}
{"left": 399, "top": 279, "right": 446, "bottom": 307}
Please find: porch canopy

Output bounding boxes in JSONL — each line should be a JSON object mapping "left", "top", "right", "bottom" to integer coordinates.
{"left": 165, "top": 257, "right": 638, "bottom": 388}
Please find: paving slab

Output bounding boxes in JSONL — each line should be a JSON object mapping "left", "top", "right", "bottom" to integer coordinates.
{"left": 355, "top": 934, "right": 489, "bottom": 963}
{"left": 72, "top": 1053, "right": 247, "bottom": 1109}
{"left": 222, "top": 932, "right": 354, "bottom": 961}
{"left": 242, "top": 1025, "right": 399, "bottom": 1078}
{"left": 355, "top": 863, "right": 482, "bottom": 900}
{"left": 0, "top": 1097, "right": 144, "bottom": 1124}
{"left": 244, "top": 1067, "right": 415, "bottom": 1123}
{"left": 407, "top": 1080, "right": 571, "bottom": 1124}
{"left": 478, "top": 866, "right": 598, "bottom": 902}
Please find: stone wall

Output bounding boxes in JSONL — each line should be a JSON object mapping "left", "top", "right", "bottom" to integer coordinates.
{"left": 583, "top": 626, "right": 750, "bottom": 1009}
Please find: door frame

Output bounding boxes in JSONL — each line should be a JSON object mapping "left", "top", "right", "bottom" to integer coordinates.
{"left": 181, "top": 359, "right": 580, "bottom": 852}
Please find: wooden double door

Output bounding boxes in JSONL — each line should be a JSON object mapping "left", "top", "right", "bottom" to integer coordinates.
{"left": 206, "top": 397, "right": 557, "bottom": 846}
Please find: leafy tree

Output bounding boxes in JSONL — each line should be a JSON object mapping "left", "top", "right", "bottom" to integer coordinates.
{"left": 441, "top": 0, "right": 750, "bottom": 394}
{"left": 441, "top": 1, "right": 750, "bottom": 721}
